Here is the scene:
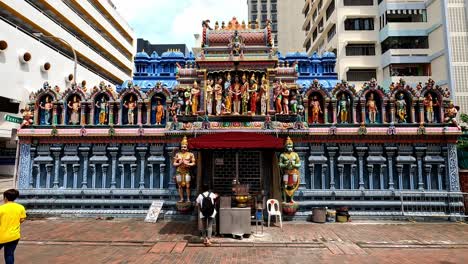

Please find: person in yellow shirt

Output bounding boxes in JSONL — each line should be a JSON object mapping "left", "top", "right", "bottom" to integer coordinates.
{"left": 0, "top": 189, "right": 26, "bottom": 264}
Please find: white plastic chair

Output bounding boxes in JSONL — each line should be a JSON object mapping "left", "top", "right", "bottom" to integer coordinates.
{"left": 266, "top": 199, "right": 282, "bottom": 229}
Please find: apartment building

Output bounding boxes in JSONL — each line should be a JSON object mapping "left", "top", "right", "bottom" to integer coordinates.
{"left": 247, "top": 0, "right": 305, "bottom": 54}
{"left": 302, "top": 0, "right": 468, "bottom": 105}
{"left": 0, "top": 0, "right": 135, "bottom": 175}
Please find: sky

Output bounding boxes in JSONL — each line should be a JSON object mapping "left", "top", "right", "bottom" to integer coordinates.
{"left": 112, "top": 0, "right": 248, "bottom": 49}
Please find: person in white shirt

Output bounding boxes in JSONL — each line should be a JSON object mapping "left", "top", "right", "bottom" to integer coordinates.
{"left": 196, "top": 184, "right": 217, "bottom": 246}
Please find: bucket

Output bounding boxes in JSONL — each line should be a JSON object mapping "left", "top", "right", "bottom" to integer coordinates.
{"left": 312, "top": 207, "right": 326, "bottom": 223}
{"left": 337, "top": 215, "right": 348, "bottom": 223}
{"left": 326, "top": 210, "right": 336, "bottom": 222}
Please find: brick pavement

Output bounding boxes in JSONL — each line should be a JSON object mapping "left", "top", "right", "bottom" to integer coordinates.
{"left": 9, "top": 219, "right": 468, "bottom": 263}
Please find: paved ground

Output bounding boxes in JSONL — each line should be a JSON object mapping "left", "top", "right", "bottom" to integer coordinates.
{"left": 9, "top": 218, "right": 468, "bottom": 263}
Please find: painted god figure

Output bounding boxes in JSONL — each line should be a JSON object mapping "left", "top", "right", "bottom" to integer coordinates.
{"left": 423, "top": 93, "right": 438, "bottom": 123}
{"left": 278, "top": 137, "right": 301, "bottom": 203}
{"left": 20, "top": 106, "right": 33, "bottom": 128}
{"left": 241, "top": 74, "right": 249, "bottom": 115}
{"left": 39, "top": 96, "right": 53, "bottom": 125}
{"left": 191, "top": 81, "right": 201, "bottom": 115}
{"left": 337, "top": 94, "right": 350, "bottom": 124}
{"left": 214, "top": 78, "right": 223, "bottom": 116}
{"left": 206, "top": 79, "right": 214, "bottom": 115}
{"left": 154, "top": 101, "right": 164, "bottom": 125}
{"left": 274, "top": 81, "right": 283, "bottom": 114}
{"left": 184, "top": 87, "right": 192, "bottom": 116}
{"left": 281, "top": 83, "right": 290, "bottom": 115}
{"left": 395, "top": 93, "right": 407, "bottom": 123}
{"left": 123, "top": 96, "right": 136, "bottom": 125}
{"left": 224, "top": 73, "right": 232, "bottom": 114}
{"left": 173, "top": 136, "right": 196, "bottom": 202}
{"left": 95, "top": 97, "right": 109, "bottom": 125}
{"left": 248, "top": 74, "right": 258, "bottom": 115}
{"left": 67, "top": 96, "right": 81, "bottom": 125}
{"left": 290, "top": 92, "right": 298, "bottom": 115}
{"left": 260, "top": 75, "right": 268, "bottom": 115}
{"left": 231, "top": 75, "right": 241, "bottom": 115}
{"left": 444, "top": 101, "right": 461, "bottom": 130}
{"left": 310, "top": 96, "right": 322, "bottom": 124}
{"left": 366, "top": 93, "right": 378, "bottom": 124}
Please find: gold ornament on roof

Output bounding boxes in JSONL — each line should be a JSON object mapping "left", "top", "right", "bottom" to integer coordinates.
{"left": 285, "top": 136, "right": 293, "bottom": 146}
{"left": 181, "top": 136, "right": 188, "bottom": 146}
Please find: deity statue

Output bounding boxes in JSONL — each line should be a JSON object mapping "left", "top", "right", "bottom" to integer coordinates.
{"left": 337, "top": 94, "right": 350, "bottom": 124}
{"left": 273, "top": 81, "right": 283, "bottom": 114}
{"left": 231, "top": 75, "right": 242, "bottom": 115}
{"left": 20, "top": 105, "right": 33, "bottom": 128}
{"left": 229, "top": 30, "right": 243, "bottom": 56}
{"left": 241, "top": 74, "right": 249, "bottom": 114}
{"left": 214, "top": 77, "right": 223, "bottom": 116}
{"left": 278, "top": 137, "right": 301, "bottom": 203}
{"left": 290, "top": 92, "right": 298, "bottom": 115}
{"left": 191, "top": 81, "right": 200, "bottom": 115}
{"left": 95, "top": 97, "right": 109, "bottom": 125}
{"left": 260, "top": 75, "right": 268, "bottom": 115}
{"left": 173, "top": 136, "right": 196, "bottom": 202}
{"left": 366, "top": 93, "right": 378, "bottom": 124}
{"left": 395, "top": 93, "right": 407, "bottom": 123}
{"left": 423, "top": 93, "right": 438, "bottom": 123}
{"left": 310, "top": 96, "right": 322, "bottom": 124}
{"left": 67, "top": 96, "right": 81, "bottom": 125}
{"left": 224, "top": 73, "right": 232, "bottom": 114}
{"left": 123, "top": 96, "right": 136, "bottom": 125}
{"left": 444, "top": 101, "right": 461, "bottom": 130}
{"left": 184, "top": 87, "right": 192, "bottom": 116}
{"left": 206, "top": 79, "right": 214, "bottom": 115}
{"left": 248, "top": 74, "right": 258, "bottom": 115}
{"left": 39, "top": 96, "right": 53, "bottom": 125}
{"left": 281, "top": 82, "right": 290, "bottom": 115}
{"left": 154, "top": 100, "right": 164, "bottom": 125}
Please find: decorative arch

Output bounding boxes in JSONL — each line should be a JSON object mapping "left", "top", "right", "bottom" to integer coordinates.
{"left": 358, "top": 79, "right": 388, "bottom": 124}
{"left": 390, "top": 79, "right": 417, "bottom": 124}
{"left": 61, "top": 87, "right": 87, "bottom": 125}
{"left": 33, "top": 83, "right": 60, "bottom": 125}
{"left": 304, "top": 79, "right": 332, "bottom": 124}
{"left": 419, "top": 79, "right": 447, "bottom": 124}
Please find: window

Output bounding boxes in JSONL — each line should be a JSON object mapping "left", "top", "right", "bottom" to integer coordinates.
{"left": 262, "top": 14, "right": 268, "bottom": 21}
{"left": 381, "top": 36, "right": 429, "bottom": 53}
{"left": 344, "top": 18, "right": 374, "bottom": 30}
{"left": 326, "top": 0, "right": 335, "bottom": 20}
{"left": 252, "top": 4, "right": 257, "bottom": 11}
{"left": 343, "top": 0, "right": 373, "bottom": 6}
{"left": 272, "top": 23, "right": 278, "bottom": 31}
{"left": 271, "top": 3, "right": 277, "bottom": 11}
{"left": 252, "top": 14, "right": 258, "bottom": 21}
{"left": 347, "top": 69, "right": 377, "bottom": 81}
{"left": 346, "top": 44, "right": 376, "bottom": 56}
{"left": 386, "top": 10, "right": 427, "bottom": 23}
{"left": 327, "top": 24, "right": 336, "bottom": 42}
{"left": 390, "top": 64, "right": 431, "bottom": 76}
{"left": 271, "top": 13, "right": 277, "bottom": 21}
{"left": 262, "top": 4, "right": 267, "bottom": 10}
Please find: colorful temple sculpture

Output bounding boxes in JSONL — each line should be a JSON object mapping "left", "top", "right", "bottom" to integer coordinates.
{"left": 16, "top": 17, "right": 463, "bottom": 219}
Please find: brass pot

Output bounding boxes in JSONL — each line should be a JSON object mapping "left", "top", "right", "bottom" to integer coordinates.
{"left": 235, "top": 195, "right": 249, "bottom": 208}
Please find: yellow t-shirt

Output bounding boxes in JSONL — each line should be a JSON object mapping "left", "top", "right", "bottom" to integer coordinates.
{"left": 0, "top": 202, "right": 26, "bottom": 243}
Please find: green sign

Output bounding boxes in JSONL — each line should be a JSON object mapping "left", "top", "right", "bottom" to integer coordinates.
{"left": 4, "top": 114, "right": 22, "bottom": 124}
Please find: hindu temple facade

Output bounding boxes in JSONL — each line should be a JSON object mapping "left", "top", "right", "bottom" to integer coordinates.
{"left": 16, "top": 17, "right": 463, "bottom": 219}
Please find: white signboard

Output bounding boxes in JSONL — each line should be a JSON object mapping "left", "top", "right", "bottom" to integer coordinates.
{"left": 144, "top": 200, "right": 164, "bottom": 223}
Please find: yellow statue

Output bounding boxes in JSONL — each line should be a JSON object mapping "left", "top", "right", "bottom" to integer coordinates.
{"left": 278, "top": 137, "right": 301, "bottom": 203}
{"left": 173, "top": 136, "right": 196, "bottom": 202}
{"left": 191, "top": 81, "right": 200, "bottom": 115}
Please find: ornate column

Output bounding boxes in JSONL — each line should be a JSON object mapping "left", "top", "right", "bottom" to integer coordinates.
{"left": 446, "top": 144, "right": 460, "bottom": 191}
{"left": 119, "top": 164, "right": 125, "bottom": 188}
{"left": 324, "top": 99, "right": 329, "bottom": 124}
{"left": 102, "top": 164, "right": 108, "bottom": 188}
{"left": 390, "top": 99, "right": 395, "bottom": 124}
{"left": 356, "top": 146, "right": 367, "bottom": 190}
{"left": 327, "top": 146, "right": 338, "bottom": 190}
{"left": 331, "top": 99, "right": 337, "bottom": 124}
{"left": 166, "top": 144, "right": 178, "bottom": 190}
{"left": 72, "top": 164, "right": 80, "bottom": 188}
{"left": 382, "top": 100, "right": 387, "bottom": 124}
{"left": 409, "top": 164, "right": 416, "bottom": 190}
{"left": 137, "top": 103, "right": 142, "bottom": 126}
{"left": 385, "top": 146, "right": 397, "bottom": 191}
{"left": 80, "top": 103, "right": 86, "bottom": 125}
{"left": 437, "top": 165, "right": 445, "bottom": 191}
{"left": 109, "top": 104, "right": 115, "bottom": 125}
{"left": 360, "top": 100, "right": 366, "bottom": 124}
{"left": 425, "top": 165, "right": 432, "bottom": 190}
{"left": 117, "top": 103, "right": 122, "bottom": 125}
{"left": 352, "top": 101, "right": 358, "bottom": 123}
{"left": 61, "top": 164, "right": 67, "bottom": 188}
{"left": 321, "top": 165, "right": 328, "bottom": 190}
{"left": 309, "top": 164, "right": 315, "bottom": 190}
{"left": 367, "top": 165, "right": 374, "bottom": 190}
{"left": 146, "top": 101, "right": 151, "bottom": 125}
{"left": 55, "top": 104, "right": 61, "bottom": 125}
{"left": 296, "top": 147, "right": 308, "bottom": 189}
{"left": 137, "top": 146, "right": 148, "bottom": 189}
{"left": 338, "top": 164, "right": 344, "bottom": 190}
{"left": 380, "top": 164, "right": 386, "bottom": 190}
{"left": 46, "top": 164, "right": 53, "bottom": 188}
{"left": 90, "top": 164, "right": 96, "bottom": 188}
{"left": 89, "top": 102, "right": 95, "bottom": 125}
{"left": 148, "top": 164, "right": 154, "bottom": 189}
{"left": 79, "top": 145, "right": 90, "bottom": 189}
{"left": 51, "top": 146, "right": 62, "bottom": 188}
{"left": 33, "top": 165, "right": 39, "bottom": 189}
{"left": 415, "top": 146, "right": 426, "bottom": 191}
{"left": 397, "top": 164, "right": 404, "bottom": 190}
{"left": 109, "top": 145, "right": 119, "bottom": 189}
{"left": 160, "top": 164, "right": 166, "bottom": 189}
{"left": 351, "top": 164, "right": 357, "bottom": 190}
{"left": 411, "top": 101, "right": 416, "bottom": 123}
{"left": 418, "top": 99, "right": 424, "bottom": 124}
{"left": 29, "top": 146, "right": 37, "bottom": 188}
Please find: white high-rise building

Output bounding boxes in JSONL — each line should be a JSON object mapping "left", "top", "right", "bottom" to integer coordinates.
{"left": 0, "top": 0, "right": 136, "bottom": 175}
{"left": 302, "top": 0, "right": 468, "bottom": 113}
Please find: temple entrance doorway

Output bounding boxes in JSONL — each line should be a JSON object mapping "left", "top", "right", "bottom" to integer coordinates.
{"left": 200, "top": 150, "right": 274, "bottom": 196}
